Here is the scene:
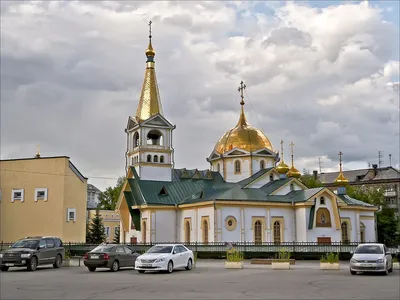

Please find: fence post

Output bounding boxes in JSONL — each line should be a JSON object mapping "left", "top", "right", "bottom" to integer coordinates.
{"left": 1, "top": 241, "right": 3, "bottom": 251}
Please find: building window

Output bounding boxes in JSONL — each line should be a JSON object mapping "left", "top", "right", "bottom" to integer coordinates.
{"left": 133, "top": 132, "right": 140, "bottom": 148}
{"left": 115, "top": 226, "right": 120, "bottom": 236}
{"left": 153, "top": 155, "right": 158, "bottom": 163}
{"left": 147, "top": 155, "right": 152, "bottom": 162}
{"left": 273, "top": 221, "right": 281, "bottom": 244}
{"left": 35, "top": 188, "right": 48, "bottom": 201}
{"left": 202, "top": 220, "right": 208, "bottom": 244}
{"left": 260, "top": 160, "right": 265, "bottom": 169}
{"left": 234, "top": 160, "right": 241, "bottom": 174}
{"left": 269, "top": 175, "right": 274, "bottom": 182}
{"left": 142, "top": 220, "right": 147, "bottom": 243}
{"left": 315, "top": 208, "right": 331, "bottom": 227}
{"left": 147, "top": 130, "right": 163, "bottom": 146}
{"left": 341, "top": 222, "right": 349, "bottom": 243}
{"left": 290, "top": 183, "right": 294, "bottom": 191}
{"left": 184, "top": 220, "right": 191, "bottom": 243}
{"left": 254, "top": 220, "right": 262, "bottom": 244}
{"left": 67, "top": 208, "right": 76, "bottom": 222}
{"left": 160, "top": 155, "right": 164, "bottom": 163}
{"left": 225, "top": 216, "right": 237, "bottom": 231}
{"left": 105, "top": 226, "right": 110, "bottom": 237}
{"left": 11, "top": 189, "right": 24, "bottom": 202}
{"left": 320, "top": 197, "right": 325, "bottom": 205}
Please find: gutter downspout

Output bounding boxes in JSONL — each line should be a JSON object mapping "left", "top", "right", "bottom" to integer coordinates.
{"left": 124, "top": 128, "right": 129, "bottom": 175}
{"left": 170, "top": 125, "right": 176, "bottom": 182}
{"left": 292, "top": 201, "right": 297, "bottom": 242}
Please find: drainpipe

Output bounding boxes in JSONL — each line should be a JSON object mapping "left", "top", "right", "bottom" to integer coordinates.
{"left": 175, "top": 204, "right": 178, "bottom": 242}
{"left": 170, "top": 126, "right": 176, "bottom": 182}
{"left": 124, "top": 128, "right": 129, "bottom": 175}
{"left": 292, "top": 201, "right": 297, "bottom": 241}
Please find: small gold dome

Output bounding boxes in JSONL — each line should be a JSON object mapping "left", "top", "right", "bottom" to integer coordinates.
{"left": 276, "top": 161, "right": 290, "bottom": 174}
{"left": 146, "top": 41, "right": 155, "bottom": 57}
{"left": 334, "top": 172, "right": 348, "bottom": 186}
{"left": 213, "top": 107, "right": 273, "bottom": 154}
{"left": 287, "top": 166, "right": 301, "bottom": 178}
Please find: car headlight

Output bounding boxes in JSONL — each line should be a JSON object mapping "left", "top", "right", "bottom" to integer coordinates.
{"left": 21, "top": 253, "right": 31, "bottom": 258}
{"left": 155, "top": 258, "right": 167, "bottom": 263}
{"left": 376, "top": 259, "right": 384, "bottom": 263}
{"left": 350, "top": 258, "right": 357, "bottom": 263}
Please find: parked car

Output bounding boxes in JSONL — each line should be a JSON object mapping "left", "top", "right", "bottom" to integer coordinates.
{"left": 83, "top": 244, "right": 140, "bottom": 272}
{"left": 0, "top": 236, "right": 65, "bottom": 272}
{"left": 135, "top": 244, "right": 194, "bottom": 274}
{"left": 349, "top": 243, "right": 393, "bottom": 275}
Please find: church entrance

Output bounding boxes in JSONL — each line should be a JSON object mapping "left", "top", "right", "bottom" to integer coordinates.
{"left": 317, "top": 237, "right": 331, "bottom": 245}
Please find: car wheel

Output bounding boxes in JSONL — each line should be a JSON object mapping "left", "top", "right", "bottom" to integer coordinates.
{"left": 110, "top": 260, "right": 119, "bottom": 272}
{"left": 0, "top": 266, "right": 9, "bottom": 272}
{"left": 53, "top": 254, "right": 62, "bottom": 269}
{"left": 167, "top": 260, "right": 173, "bottom": 273}
{"left": 350, "top": 270, "right": 357, "bottom": 275}
{"left": 138, "top": 270, "right": 145, "bottom": 274}
{"left": 88, "top": 267, "right": 96, "bottom": 272}
{"left": 27, "top": 256, "right": 38, "bottom": 271}
{"left": 185, "top": 258, "right": 193, "bottom": 270}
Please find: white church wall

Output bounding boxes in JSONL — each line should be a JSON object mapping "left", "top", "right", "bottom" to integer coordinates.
{"left": 361, "top": 219, "right": 375, "bottom": 242}
{"left": 225, "top": 158, "right": 251, "bottom": 182}
{"left": 137, "top": 210, "right": 150, "bottom": 243}
{"left": 273, "top": 181, "right": 302, "bottom": 195}
{"left": 245, "top": 171, "right": 279, "bottom": 188}
{"left": 154, "top": 210, "right": 176, "bottom": 242}
{"left": 340, "top": 210, "right": 357, "bottom": 242}
{"left": 139, "top": 165, "right": 172, "bottom": 181}
{"left": 307, "top": 194, "right": 341, "bottom": 242}
{"left": 197, "top": 206, "right": 215, "bottom": 243}
{"left": 295, "top": 207, "right": 308, "bottom": 242}
{"left": 269, "top": 208, "right": 294, "bottom": 242}
{"left": 220, "top": 207, "right": 242, "bottom": 242}
{"left": 179, "top": 209, "right": 196, "bottom": 242}
{"left": 251, "top": 157, "right": 275, "bottom": 175}
{"left": 243, "top": 207, "right": 268, "bottom": 242}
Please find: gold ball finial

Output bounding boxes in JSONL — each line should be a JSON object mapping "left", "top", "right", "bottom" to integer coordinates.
{"left": 287, "top": 141, "right": 301, "bottom": 178}
{"left": 35, "top": 144, "right": 41, "bottom": 158}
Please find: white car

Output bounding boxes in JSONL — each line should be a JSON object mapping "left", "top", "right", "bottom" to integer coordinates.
{"left": 349, "top": 243, "right": 393, "bottom": 275}
{"left": 135, "top": 244, "right": 194, "bottom": 273}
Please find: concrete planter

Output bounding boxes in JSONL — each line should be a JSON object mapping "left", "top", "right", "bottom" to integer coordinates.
{"left": 271, "top": 261, "right": 290, "bottom": 270}
{"left": 225, "top": 261, "right": 243, "bottom": 269}
{"left": 320, "top": 262, "right": 340, "bottom": 270}
{"left": 393, "top": 262, "right": 400, "bottom": 270}
{"left": 62, "top": 259, "right": 71, "bottom": 267}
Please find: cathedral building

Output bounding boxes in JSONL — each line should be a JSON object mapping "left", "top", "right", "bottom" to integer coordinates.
{"left": 116, "top": 28, "right": 378, "bottom": 245}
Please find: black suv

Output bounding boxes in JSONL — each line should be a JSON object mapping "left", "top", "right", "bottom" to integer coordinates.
{"left": 0, "top": 236, "right": 65, "bottom": 271}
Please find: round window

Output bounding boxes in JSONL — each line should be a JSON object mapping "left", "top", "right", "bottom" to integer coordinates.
{"left": 225, "top": 216, "right": 237, "bottom": 231}
{"left": 228, "top": 220, "right": 233, "bottom": 226}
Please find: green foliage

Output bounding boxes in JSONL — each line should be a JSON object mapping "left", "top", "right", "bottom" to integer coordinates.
{"left": 299, "top": 175, "right": 323, "bottom": 188}
{"left": 113, "top": 227, "right": 120, "bottom": 244}
{"left": 393, "top": 257, "right": 398, "bottom": 263}
{"left": 226, "top": 248, "right": 244, "bottom": 262}
{"left": 273, "top": 249, "right": 291, "bottom": 261}
{"left": 98, "top": 176, "right": 125, "bottom": 210}
{"left": 320, "top": 252, "right": 339, "bottom": 263}
{"left": 193, "top": 251, "right": 198, "bottom": 262}
{"left": 65, "top": 250, "right": 71, "bottom": 259}
{"left": 86, "top": 209, "right": 107, "bottom": 244}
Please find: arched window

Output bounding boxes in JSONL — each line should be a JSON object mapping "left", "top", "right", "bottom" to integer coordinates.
{"left": 133, "top": 132, "right": 140, "bottom": 148}
{"left": 142, "top": 220, "right": 147, "bottom": 244}
{"left": 217, "top": 163, "right": 220, "bottom": 173}
{"left": 260, "top": 160, "right": 265, "bottom": 169}
{"left": 160, "top": 155, "right": 164, "bottom": 163}
{"left": 290, "top": 183, "right": 294, "bottom": 191}
{"left": 234, "top": 160, "right": 241, "bottom": 174}
{"left": 316, "top": 208, "right": 331, "bottom": 227}
{"left": 254, "top": 220, "right": 262, "bottom": 244}
{"left": 147, "top": 155, "right": 152, "bottom": 162}
{"left": 203, "top": 220, "right": 209, "bottom": 244}
{"left": 273, "top": 221, "right": 281, "bottom": 244}
{"left": 147, "top": 130, "right": 163, "bottom": 146}
{"left": 320, "top": 197, "right": 325, "bottom": 205}
{"left": 341, "top": 222, "right": 349, "bottom": 243}
{"left": 153, "top": 155, "right": 158, "bottom": 163}
{"left": 269, "top": 175, "right": 274, "bottom": 182}
{"left": 131, "top": 157, "right": 134, "bottom": 165}
{"left": 185, "top": 220, "right": 190, "bottom": 243}
{"left": 360, "top": 222, "right": 366, "bottom": 243}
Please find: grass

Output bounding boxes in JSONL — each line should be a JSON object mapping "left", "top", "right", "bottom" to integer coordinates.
{"left": 320, "top": 252, "right": 339, "bottom": 264}
{"left": 272, "top": 249, "right": 291, "bottom": 262}
{"left": 226, "top": 248, "right": 244, "bottom": 262}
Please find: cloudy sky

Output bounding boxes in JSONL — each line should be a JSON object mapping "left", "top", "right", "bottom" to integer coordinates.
{"left": 1, "top": 0, "right": 399, "bottom": 191}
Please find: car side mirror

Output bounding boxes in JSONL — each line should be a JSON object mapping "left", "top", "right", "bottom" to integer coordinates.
{"left": 173, "top": 251, "right": 177, "bottom": 255}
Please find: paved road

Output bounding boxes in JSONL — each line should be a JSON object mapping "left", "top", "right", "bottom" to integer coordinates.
{"left": 1, "top": 261, "right": 399, "bottom": 300}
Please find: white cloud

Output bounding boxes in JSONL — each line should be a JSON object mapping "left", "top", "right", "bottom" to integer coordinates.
{"left": 1, "top": 1, "right": 399, "bottom": 190}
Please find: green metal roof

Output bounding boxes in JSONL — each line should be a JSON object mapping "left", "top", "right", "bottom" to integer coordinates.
{"left": 337, "top": 194, "right": 374, "bottom": 207}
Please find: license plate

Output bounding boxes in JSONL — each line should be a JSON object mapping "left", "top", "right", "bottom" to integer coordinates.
{"left": 91, "top": 255, "right": 99, "bottom": 259}
{"left": 360, "top": 263, "right": 373, "bottom": 267}
{"left": 5, "top": 263, "right": 14, "bottom": 266}
{"left": 142, "top": 263, "right": 151, "bottom": 267}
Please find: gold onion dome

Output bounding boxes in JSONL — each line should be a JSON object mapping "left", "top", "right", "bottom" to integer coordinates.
{"left": 146, "top": 41, "right": 155, "bottom": 57}
{"left": 334, "top": 151, "right": 349, "bottom": 186}
{"left": 276, "top": 140, "right": 289, "bottom": 174}
{"left": 213, "top": 82, "right": 273, "bottom": 154}
{"left": 287, "top": 142, "right": 301, "bottom": 178}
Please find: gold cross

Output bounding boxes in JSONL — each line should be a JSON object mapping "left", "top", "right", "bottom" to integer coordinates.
{"left": 280, "top": 140, "right": 284, "bottom": 155}
{"left": 238, "top": 80, "right": 246, "bottom": 105}
{"left": 148, "top": 20, "right": 152, "bottom": 39}
{"left": 289, "top": 142, "right": 295, "bottom": 155}
{"left": 338, "top": 151, "right": 343, "bottom": 171}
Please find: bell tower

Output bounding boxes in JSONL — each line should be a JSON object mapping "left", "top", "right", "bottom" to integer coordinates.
{"left": 125, "top": 21, "right": 176, "bottom": 181}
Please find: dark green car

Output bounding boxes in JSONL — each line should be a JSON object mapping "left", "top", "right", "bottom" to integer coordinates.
{"left": 83, "top": 244, "right": 140, "bottom": 272}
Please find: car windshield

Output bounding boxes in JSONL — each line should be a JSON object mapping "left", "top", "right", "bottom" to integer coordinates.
{"left": 355, "top": 245, "right": 383, "bottom": 254}
{"left": 147, "top": 246, "right": 173, "bottom": 254}
{"left": 11, "top": 239, "right": 39, "bottom": 249}
{"left": 91, "top": 245, "right": 114, "bottom": 253}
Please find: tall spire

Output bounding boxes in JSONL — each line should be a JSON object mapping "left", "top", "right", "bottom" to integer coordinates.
{"left": 236, "top": 80, "right": 248, "bottom": 127}
{"left": 334, "top": 151, "right": 349, "bottom": 186}
{"left": 276, "top": 140, "right": 289, "bottom": 176}
{"left": 287, "top": 142, "right": 301, "bottom": 178}
{"left": 135, "top": 20, "right": 163, "bottom": 122}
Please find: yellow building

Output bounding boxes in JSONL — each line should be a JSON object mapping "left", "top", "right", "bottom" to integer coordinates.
{"left": 87, "top": 209, "right": 121, "bottom": 243}
{"left": 0, "top": 155, "right": 87, "bottom": 243}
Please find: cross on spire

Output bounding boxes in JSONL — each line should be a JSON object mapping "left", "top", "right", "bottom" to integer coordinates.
{"left": 148, "top": 20, "right": 152, "bottom": 40}
{"left": 238, "top": 80, "right": 246, "bottom": 105}
{"left": 289, "top": 142, "right": 295, "bottom": 165}
{"left": 280, "top": 140, "right": 284, "bottom": 156}
{"left": 338, "top": 151, "right": 343, "bottom": 172}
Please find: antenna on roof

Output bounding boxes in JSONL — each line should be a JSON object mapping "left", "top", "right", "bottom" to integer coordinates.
{"left": 318, "top": 157, "right": 323, "bottom": 173}
{"left": 378, "top": 151, "right": 384, "bottom": 168}
{"left": 389, "top": 154, "right": 392, "bottom": 167}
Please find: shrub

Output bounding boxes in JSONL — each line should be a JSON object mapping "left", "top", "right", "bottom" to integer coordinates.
{"left": 272, "top": 249, "right": 291, "bottom": 262}
{"left": 65, "top": 250, "right": 71, "bottom": 259}
{"left": 226, "top": 248, "right": 244, "bottom": 262}
{"left": 320, "top": 253, "right": 339, "bottom": 263}
{"left": 393, "top": 257, "right": 398, "bottom": 263}
{"left": 193, "top": 251, "right": 198, "bottom": 262}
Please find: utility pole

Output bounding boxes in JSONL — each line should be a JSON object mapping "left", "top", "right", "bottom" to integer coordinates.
{"left": 378, "top": 151, "right": 384, "bottom": 168}
{"left": 389, "top": 154, "right": 392, "bottom": 167}
{"left": 318, "top": 157, "right": 323, "bottom": 173}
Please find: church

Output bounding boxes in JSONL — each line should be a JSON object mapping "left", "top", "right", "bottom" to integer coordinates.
{"left": 116, "top": 27, "right": 378, "bottom": 245}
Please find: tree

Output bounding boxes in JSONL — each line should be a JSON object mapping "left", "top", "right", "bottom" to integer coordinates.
{"left": 299, "top": 175, "right": 323, "bottom": 188}
{"left": 87, "top": 209, "right": 107, "bottom": 244}
{"left": 98, "top": 176, "right": 125, "bottom": 210}
{"left": 113, "top": 227, "right": 120, "bottom": 244}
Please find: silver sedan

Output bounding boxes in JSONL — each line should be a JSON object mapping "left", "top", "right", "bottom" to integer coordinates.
{"left": 350, "top": 243, "right": 393, "bottom": 275}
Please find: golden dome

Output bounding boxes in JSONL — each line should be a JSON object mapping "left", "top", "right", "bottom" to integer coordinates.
{"left": 287, "top": 165, "right": 301, "bottom": 178}
{"left": 146, "top": 41, "right": 155, "bottom": 57}
{"left": 213, "top": 105, "right": 273, "bottom": 154}
{"left": 276, "top": 161, "right": 289, "bottom": 174}
{"left": 334, "top": 151, "right": 348, "bottom": 186}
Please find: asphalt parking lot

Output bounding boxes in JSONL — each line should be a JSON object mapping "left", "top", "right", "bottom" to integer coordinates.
{"left": 1, "top": 260, "right": 399, "bottom": 300}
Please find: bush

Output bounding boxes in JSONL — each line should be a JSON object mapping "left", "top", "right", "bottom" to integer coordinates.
{"left": 393, "top": 257, "right": 398, "bottom": 263}
{"left": 272, "top": 249, "right": 291, "bottom": 262}
{"left": 65, "top": 250, "right": 71, "bottom": 259}
{"left": 320, "top": 253, "right": 339, "bottom": 263}
{"left": 226, "top": 248, "right": 244, "bottom": 262}
{"left": 193, "top": 251, "right": 198, "bottom": 262}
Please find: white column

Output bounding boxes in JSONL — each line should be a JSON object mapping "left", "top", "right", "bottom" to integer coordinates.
{"left": 266, "top": 208, "right": 271, "bottom": 242}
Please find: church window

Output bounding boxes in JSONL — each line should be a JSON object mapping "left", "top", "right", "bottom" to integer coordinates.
{"left": 133, "top": 132, "right": 140, "bottom": 148}
{"left": 202, "top": 219, "right": 209, "bottom": 244}
{"left": 142, "top": 220, "right": 147, "bottom": 244}
{"left": 147, "top": 155, "right": 152, "bottom": 162}
{"left": 147, "top": 130, "right": 163, "bottom": 146}
{"left": 273, "top": 221, "right": 281, "bottom": 244}
{"left": 360, "top": 222, "right": 366, "bottom": 243}
{"left": 217, "top": 163, "right": 220, "bottom": 173}
{"left": 132, "top": 157, "right": 134, "bottom": 165}
{"left": 225, "top": 216, "right": 237, "bottom": 231}
{"left": 184, "top": 220, "right": 191, "bottom": 243}
{"left": 316, "top": 208, "right": 331, "bottom": 227}
{"left": 234, "top": 160, "right": 241, "bottom": 174}
{"left": 254, "top": 220, "right": 262, "bottom": 244}
{"left": 269, "top": 175, "right": 274, "bottom": 182}
{"left": 290, "top": 183, "right": 294, "bottom": 191}
{"left": 160, "top": 155, "right": 164, "bottom": 163}
{"left": 320, "top": 197, "right": 325, "bottom": 205}
{"left": 260, "top": 160, "right": 265, "bottom": 169}
{"left": 341, "top": 222, "right": 349, "bottom": 243}
{"left": 153, "top": 155, "right": 158, "bottom": 163}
